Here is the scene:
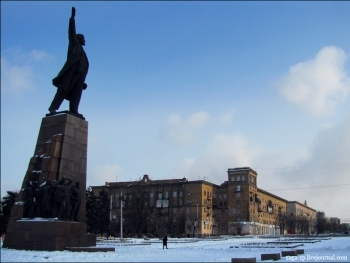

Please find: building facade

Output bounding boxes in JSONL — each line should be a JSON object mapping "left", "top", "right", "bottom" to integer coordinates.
{"left": 91, "top": 167, "right": 316, "bottom": 237}
{"left": 286, "top": 201, "right": 317, "bottom": 234}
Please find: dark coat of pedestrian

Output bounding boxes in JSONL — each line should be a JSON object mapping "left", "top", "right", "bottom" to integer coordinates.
{"left": 163, "top": 235, "right": 168, "bottom": 249}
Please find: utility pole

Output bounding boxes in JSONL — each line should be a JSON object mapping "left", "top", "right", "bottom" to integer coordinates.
{"left": 118, "top": 183, "right": 132, "bottom": 241}
{"left": 196, "top": 204, "right": 199, "bottom": 238}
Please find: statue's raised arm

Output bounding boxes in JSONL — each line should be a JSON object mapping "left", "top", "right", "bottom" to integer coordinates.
{"left": 68, "top": 7, "right": 78, "bottom": 49}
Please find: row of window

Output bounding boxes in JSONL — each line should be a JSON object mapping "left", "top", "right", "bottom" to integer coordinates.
{"left": 218, "top": 190, "right": 243, "bottom": 199}
{"left": 203, "top": 191, "right": 212, "bottom": 197}
{"left": 117, "top": 189, "right": 244, "bottom": 203}
{"left": 230, "top": 175, "right": 256, "bottom": 185}
{"left": 231, "top": 175, "right": 246, "bottom": 182}
{"left": 117, "top": 191, "right": 186, "bottom": 200}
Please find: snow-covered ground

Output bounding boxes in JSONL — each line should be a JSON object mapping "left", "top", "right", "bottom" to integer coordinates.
{"left": 1, "top": 236, "right": 349, "bottom": 262}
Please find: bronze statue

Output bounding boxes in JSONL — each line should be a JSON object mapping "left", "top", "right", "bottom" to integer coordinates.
{"left": 49, "top": 7, "right": 89, "bottom": 115}
{"left": 53, "top": 176, "right": 72, "bottom": 220}
{"left": 69, "top": 182, "right": 81, "bottom": 221}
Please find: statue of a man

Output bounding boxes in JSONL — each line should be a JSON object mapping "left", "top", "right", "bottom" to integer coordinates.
{"left": 48, "top": 7, "right": 89, "bottom": 115}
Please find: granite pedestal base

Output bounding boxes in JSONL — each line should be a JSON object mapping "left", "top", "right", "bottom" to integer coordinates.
{"left": 4, "top": 220, "right": 95, "bottom": 251}
{"left": 3, "top": 112, "right": 96, "bottom": 251}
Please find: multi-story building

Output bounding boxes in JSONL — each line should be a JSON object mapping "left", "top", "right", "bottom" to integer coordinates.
{"left": 286, "top": 201, "right": 317, "bottom": 234}
{"left": 91, "top": 167, "right": 315, "bottom": 237}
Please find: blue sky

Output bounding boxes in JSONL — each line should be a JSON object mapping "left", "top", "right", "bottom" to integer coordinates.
{"left": 1, "top": 1, "right": 350, "bottom": 222}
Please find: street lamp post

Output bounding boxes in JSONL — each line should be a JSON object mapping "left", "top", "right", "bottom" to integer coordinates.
{"left": 117, "top": 183, "right": 132, "bottom": 241}
{"left": 196, "top": 204, "right": 199, "bottom": 238}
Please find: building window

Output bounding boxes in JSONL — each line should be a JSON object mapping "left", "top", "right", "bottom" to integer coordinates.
{"left": 150, "top": 192, "right": 154, "bottom": 197}
{"left": 219, "top": 194, "right": 222, "bottom": 199}
{"left": 173, "top": 200, "right": 177, "bottom": 205}
{"left": 173, "top": 208, "right": 177, "bottom": 213}
{"left": 187, "top": 191, "right": 191, "bottom": 195}
{"left": 204, "top": 191, "right": 206, "bottom": 196}
{"left": 221, "top": 226, "right": 225, "bottom": 230}
{"left": 223, "top": 194, "right": 227, "bottom": 199}
{"left": 224, "top": 202, "right": 227, "bottom": 206}
{"left": 219, "top": 202, "right": 223, "bottom": 206}
{"left": 231, "top": 176, "right": 235, "bottom": 182}
{"left": 173, "top": 191, "right": 177, "bottom": 197}
{"left": 237, "top": 200, "right": 241, "bottom": 206}
{"left": 242, "top": 175, "right": 245, "bottom": 182}
{"left": 237, "top": 176, "right": 241, "bottom": 182}
{"left": 165, "top": 192, "right": 169, "bottom": 199}
{"left": 187, "top": 207, "right": 191, "bottom": 213}
{"left": 180, "top": 191, "right": 182, "bottom": 197}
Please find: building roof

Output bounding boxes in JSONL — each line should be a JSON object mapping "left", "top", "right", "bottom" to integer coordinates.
{"left": 287, "top": 200, "right": 317, "bottom": 212}
{"left": 257, "top": 188, "right": 288, "bottom": 202}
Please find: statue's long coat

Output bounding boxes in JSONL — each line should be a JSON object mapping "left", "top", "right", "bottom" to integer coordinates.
{"left": 52, "top": 17, "right": 89, "bottom": 100}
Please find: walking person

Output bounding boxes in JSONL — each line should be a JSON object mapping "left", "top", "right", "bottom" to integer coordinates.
{"left": 163, "top": 235, "right": 168, "bottom": 249}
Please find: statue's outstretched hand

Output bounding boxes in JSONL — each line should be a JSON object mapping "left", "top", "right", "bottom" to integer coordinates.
{"left": 83, "top": 83, "right": 87, "bottom": 90}
{"left": 71, "top": 7, "right": 76, "bottom": 18}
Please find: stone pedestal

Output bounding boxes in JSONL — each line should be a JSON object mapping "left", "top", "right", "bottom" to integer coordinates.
{"left": 3, "top": 112, "right": 96, "bottom": 250}
{"left": 4, "top": 220, "right": 96, "bottom": 251}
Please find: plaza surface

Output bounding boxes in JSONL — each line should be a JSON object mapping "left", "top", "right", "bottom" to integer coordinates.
{"left": 1, "top": 235, "right": 349, "bottom": 262}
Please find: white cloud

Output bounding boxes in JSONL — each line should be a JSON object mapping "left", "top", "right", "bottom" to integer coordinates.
{"left": 161, "top": 111, "right": 210, "bottom": 145}
{"left": 1, "top": 58, "right": 34, "bottom": 93}
{"left": 259, "top": 115, "right": 350, "bottom": 220}
{"left": 1, "top": 47, "right": 54, "bottom": 95}
{"left": 171, "top": 132, "right": 262, "bottom": 183}
{"left": 29, "top": 49, "right": 54, "bottom": 61}
{"left": 88, "top": 164, "right": 123, "bottom": 187}
{"left": 219, "top": 111, "right": 234, "bottom": 123}
{"left": 277, "top": 46, "right": 350, "bottom": 117}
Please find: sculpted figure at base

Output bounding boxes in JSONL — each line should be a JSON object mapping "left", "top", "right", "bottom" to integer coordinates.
{"left": 54, "top": 176, "right": 73, "bottom": 220}
{"left": 21, "top": 177, "right": 82, "bottom": 221}
{"left": 69, "top": 182, "right": 81, "bottom": 221}
{"left": 49, "top": 7, "right": 89, "bottom": 115}
{"left": 23, "top": 180, "right": 38, "bottom": 218}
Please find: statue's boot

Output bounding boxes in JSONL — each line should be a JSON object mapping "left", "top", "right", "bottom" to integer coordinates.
{"left": 49, "top": 90, "right": 65, "bottom": 113}
{"left": 69, "top": 87, "right": 83, "bottom": 115}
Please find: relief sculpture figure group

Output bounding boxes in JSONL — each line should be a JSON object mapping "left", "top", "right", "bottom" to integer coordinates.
{"left": 22, "top": 176, "right": 81, "bottom": 221}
